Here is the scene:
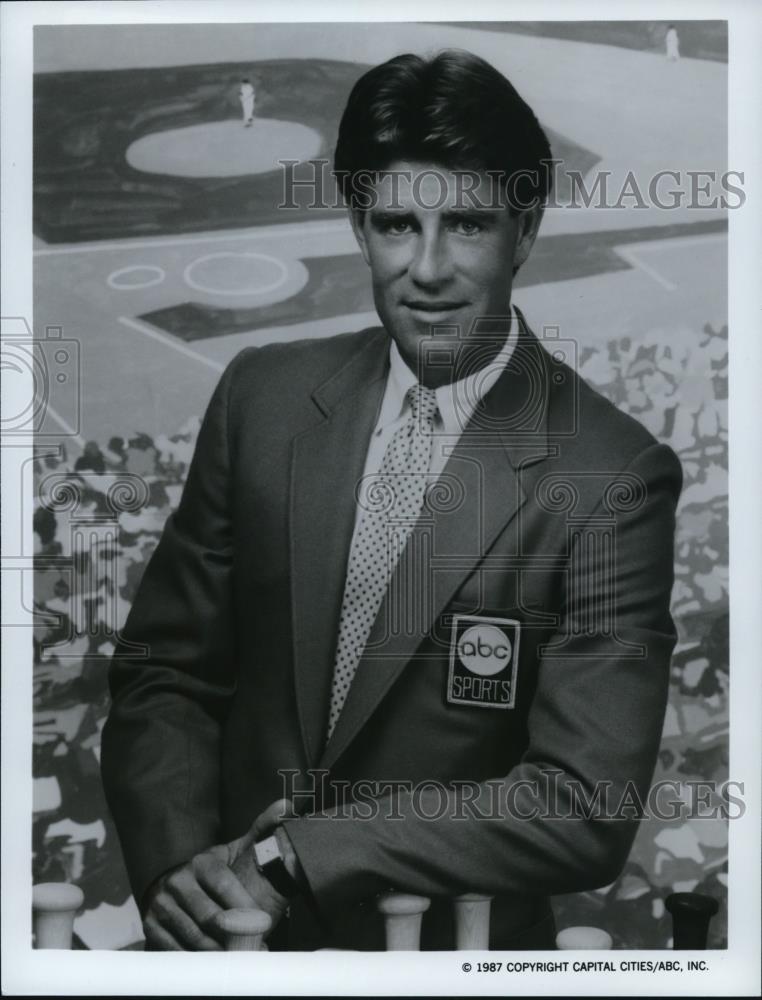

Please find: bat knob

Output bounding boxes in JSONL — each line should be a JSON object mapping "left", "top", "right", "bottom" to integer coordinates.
{"left": 215, "top": 908, "right": 272, "bottom": 951}
{"left": 665, "top": 892, "right": 719, "bottom": 949}
{"left": 32, "top": 882, "right": 84, "bottom": 949}
{"left": 376, "top": 892, "right": 431, "bottom": 950}
{"left": 453, "top": 894, "right": 493, "bottom": 950}
{"left": 556, "top": 926, "right": 613, "bottom": 950}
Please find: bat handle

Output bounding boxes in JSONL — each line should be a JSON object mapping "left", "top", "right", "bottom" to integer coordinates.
{"left": 556, "top": 926, "right": 614, "bottom": 950}
{"left": 665, "top": 892, "right": 719, "bottom": 949}
{"left": 215, "top": 908, "right": 272, "bottom": 951}
{"left": 32, "top": 882, "right": 84, "bottom": 949}
{"left": 453, "top": 893, "right": 493, "bottom": 950}
{"left": 376, "top": 892, "right": 431, "bottom": 950}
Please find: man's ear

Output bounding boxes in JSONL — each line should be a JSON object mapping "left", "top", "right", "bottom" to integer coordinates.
{"left": 350, "top": 209, "right": 371, "bottom": 266}
{"left": 512, "top": 204, "right": 544, "bottom": 271}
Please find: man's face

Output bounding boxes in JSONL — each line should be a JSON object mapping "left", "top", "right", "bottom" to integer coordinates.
{"left": 351, "top": 160, "right": 542, "bottom": 385}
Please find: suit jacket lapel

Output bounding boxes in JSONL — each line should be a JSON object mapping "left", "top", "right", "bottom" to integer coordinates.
{"left": 289, "top": 329, "right": 390, "bottom": 766}
{"left": 319, "top": 321, "right": 553, "bottom": 771}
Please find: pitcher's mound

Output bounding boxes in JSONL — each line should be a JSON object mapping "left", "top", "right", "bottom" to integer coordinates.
{"left": 126, "top": 119, "right": 323, "bottom": 178}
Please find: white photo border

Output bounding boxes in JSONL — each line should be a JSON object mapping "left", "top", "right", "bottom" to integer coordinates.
{"left": 2, "top": 0, "right": 759, "bottom": 995}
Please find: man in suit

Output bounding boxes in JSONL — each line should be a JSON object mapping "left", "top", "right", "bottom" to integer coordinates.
{"left": 101, "top": 50, "right": 682, "bottom": 951}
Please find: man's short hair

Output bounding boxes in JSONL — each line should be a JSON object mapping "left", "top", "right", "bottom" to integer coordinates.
{"left": 333, "top": 49, "right": 553, "bottom": 214}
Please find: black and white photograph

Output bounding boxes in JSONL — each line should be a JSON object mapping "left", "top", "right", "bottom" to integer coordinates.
{"left": 1, "top": 1, "right": 760, "bottom": 995}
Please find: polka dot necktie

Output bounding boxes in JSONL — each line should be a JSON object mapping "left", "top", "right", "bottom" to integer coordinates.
{"left": 326, "top": 384, "right": 439, "bottom": 742}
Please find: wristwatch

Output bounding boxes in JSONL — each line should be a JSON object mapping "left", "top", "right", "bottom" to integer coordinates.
{"left": 253, "top": 833, "right": 301, "bottom": 899}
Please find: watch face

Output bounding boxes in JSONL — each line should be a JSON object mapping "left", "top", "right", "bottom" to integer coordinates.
{"left": 253, "top": 834, "right": 299, "bottom": 899}
{"left": 255, "top": 835, "right": 281, "bottom": 868}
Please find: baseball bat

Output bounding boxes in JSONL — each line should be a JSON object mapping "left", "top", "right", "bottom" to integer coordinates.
{"left": 215, "top": 907, "right": 272, "bottom": 951}
{"left": 555, "top": 925, "right": 614, "bottom": 950}
{"left": 453, "top": 893, "right": 493, "bottom": 950}
{"left": 376, "top": 892, "right": 431, "bottom": 950}
{"left": 32, "top": 882, "right": 84, "bottom": 949}
{"left": 665, "top": 892, "right": 719, "bottom": 949}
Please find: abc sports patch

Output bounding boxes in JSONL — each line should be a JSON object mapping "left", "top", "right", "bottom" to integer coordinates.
{"left": 447, "top": 614, "right": 520, "bottom": 710}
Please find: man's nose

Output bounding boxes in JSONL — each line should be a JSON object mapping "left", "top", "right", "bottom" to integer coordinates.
{"left": 408, "top": 230, "right": 454, "bottom": 287}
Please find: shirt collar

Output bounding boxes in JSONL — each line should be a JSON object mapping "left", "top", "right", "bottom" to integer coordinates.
{"left": 378, "top": 305, "right": 518, "bottom": 436}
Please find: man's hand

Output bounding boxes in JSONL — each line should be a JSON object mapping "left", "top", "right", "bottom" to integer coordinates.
{"left": 142, "top": 844, "right": 257, "bottom": 951}
{"left": 142, "top": 799, "right": 297, "bottom": 951}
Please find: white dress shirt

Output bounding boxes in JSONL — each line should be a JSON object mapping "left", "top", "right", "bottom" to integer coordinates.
{"left": 353, "top": 306, "right": 518, "bottom": 529}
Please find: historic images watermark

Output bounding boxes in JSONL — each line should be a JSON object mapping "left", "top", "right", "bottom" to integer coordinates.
{"left": 278, "top": 769, "right": 745, "bottom": 822}
{"left": 278, "top": 159, "right": 746, "bottom": 212}
{"left": 4, "top": 309, "right": 643, "bottom": 666}
{"left": 345, "top": 321, "right": 652, "bottom": 662}
{"left": 2, "top": 316, "right": 150, "bottom": 659}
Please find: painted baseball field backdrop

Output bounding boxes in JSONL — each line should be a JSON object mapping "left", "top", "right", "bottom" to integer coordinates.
{"left": 29, "top": 19, "right": 728, "bottom": 953}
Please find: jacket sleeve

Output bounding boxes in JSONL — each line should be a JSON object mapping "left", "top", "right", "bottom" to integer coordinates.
{"left": 100, "top": 353, "right": 243, "bottom": 910}
{"left": 284, "top": 442, "right": 683, "bottom": 912}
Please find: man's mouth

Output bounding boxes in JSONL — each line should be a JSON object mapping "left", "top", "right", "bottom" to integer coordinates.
{"left": 403, "top": 300, "right": 468, "bottom": 320}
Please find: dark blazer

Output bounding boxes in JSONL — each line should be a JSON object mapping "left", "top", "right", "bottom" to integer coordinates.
{"left": 101, "top": 315, "right": 682, "bottom": 950}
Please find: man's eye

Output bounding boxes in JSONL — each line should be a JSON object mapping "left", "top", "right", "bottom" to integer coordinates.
{"left": 383, "top": 219, "right": 413, "bottom": 234}
{"left": 453, "top": 220, "right": 482, "bottom": 235}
